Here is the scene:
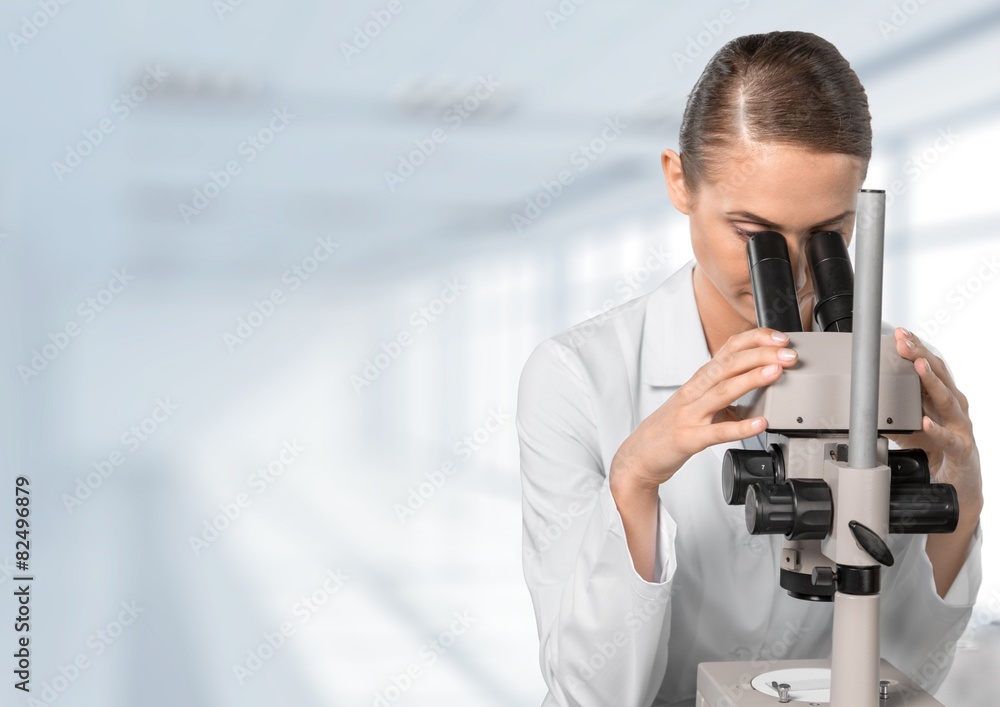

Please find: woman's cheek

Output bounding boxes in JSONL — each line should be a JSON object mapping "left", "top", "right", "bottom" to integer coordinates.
{"left": 726, "top": 245, "right": 750, "bottom": 289}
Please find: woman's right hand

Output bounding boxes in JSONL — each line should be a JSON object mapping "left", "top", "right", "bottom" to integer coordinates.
{"left": 610, "top": 327, "right": 798, "bottom": 495}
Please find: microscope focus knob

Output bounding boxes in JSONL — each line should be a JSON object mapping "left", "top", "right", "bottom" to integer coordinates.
{"left": 746, "top": 483, "right": 793, "bottom": 536}
{"left": 721, "top": 446, "right": 784, "bottom": 505}
{"left": 745, "top": 479, "right": 833, "bottom": 540}
{"left": 887, "top": 449, "right": 931, "bottom": 485}
{"left": 889, "top": 484, "right": 960, "bottom": 534}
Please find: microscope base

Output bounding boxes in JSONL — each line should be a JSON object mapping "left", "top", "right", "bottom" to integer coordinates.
{"left": 695, "top": 658, "right": 944, "bottom": 705}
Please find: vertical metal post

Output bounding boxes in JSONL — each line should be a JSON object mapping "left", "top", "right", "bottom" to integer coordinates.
{"left": 847, "top": 189, "right": 885, "bottom": 470}
{"left": 831, "top": 189, "right": 887, "bottom": 707}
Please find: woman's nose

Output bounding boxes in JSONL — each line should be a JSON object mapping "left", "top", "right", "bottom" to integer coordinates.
{"left": 786, "top": 242, "right": 811, "bottom": 294}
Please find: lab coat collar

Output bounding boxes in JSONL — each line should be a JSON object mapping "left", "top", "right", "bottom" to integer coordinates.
{"left": 641, "top": 259, "right": 711, "bottom": 387}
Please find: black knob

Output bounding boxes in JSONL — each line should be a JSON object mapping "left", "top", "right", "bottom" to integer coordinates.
{"left": 888, "top": 449, "right": 931, "bottom": 485}
{"left": 811, "top": 566, "right": 836, "bottom": 587}
{"left": 889, "top": 484, "right": 960, "bottom": 534}
{"left": 722, "top": 448, "right": 780, "bottom": 505}
{"left": 848, "top": 520, "right": 895, "bottom": 566}
{"left": 746, "top": 483, "right": 792, "bottom": 536}
{"left": 746, "top": 479, "right": 833, "bottom": 540}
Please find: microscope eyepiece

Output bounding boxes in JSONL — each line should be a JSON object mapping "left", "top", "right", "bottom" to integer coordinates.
{"left": 747, "top": 231, "right": 803, "bottom": 333}
{"left": 806, "top": 231, "right": 854, "bottom": 333}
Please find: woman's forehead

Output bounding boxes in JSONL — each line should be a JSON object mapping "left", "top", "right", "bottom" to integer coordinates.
{"left": 704, "top": 143, "right": 865, "bottom": 216}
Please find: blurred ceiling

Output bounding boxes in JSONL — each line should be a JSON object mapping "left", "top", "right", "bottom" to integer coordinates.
{"left": 5, "top": 0, "right": 1000, "bottom": 284}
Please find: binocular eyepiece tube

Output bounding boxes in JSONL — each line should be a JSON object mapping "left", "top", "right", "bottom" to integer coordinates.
{"left": 747, "top": 232, "right": 803, "bottom": 333}
{"left": 807, "top": 232, "right": 854, "bottom": 333}
{"left": 747, "top": 230, "right": 855, "bottom": 333}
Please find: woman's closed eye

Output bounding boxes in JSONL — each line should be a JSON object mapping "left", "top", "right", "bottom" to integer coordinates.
{"left": 734, "top": 226, "right": 769, "bottom": 239}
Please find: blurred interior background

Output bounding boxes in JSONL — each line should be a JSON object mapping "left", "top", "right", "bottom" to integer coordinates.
{"left": 0, "top": 1, "right": 998, "bottom": 705}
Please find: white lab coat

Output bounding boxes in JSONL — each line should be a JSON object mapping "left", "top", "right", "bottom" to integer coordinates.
{"left": 517, "top": 259, "right": 983, "bottom": 707}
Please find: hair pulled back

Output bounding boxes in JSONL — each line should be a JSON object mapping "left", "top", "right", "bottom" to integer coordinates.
{"left": 679, "top": 31, "right": 871, "bottom": 191}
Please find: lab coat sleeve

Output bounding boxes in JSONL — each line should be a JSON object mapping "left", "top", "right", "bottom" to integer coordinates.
{"left": 878, "top": 519, "right": 983, "bottom": 695}
{"left": 517, "top": 339, "right": 678, "bottom": 707}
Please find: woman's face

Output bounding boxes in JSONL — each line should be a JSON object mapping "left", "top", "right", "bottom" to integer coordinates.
{"left": 662, "top": 142, "right": 867, "bottom": 330}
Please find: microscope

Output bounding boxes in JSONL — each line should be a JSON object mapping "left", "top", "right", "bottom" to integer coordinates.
{"left": 695, "top": 190, "right": 961, "bottom": 706}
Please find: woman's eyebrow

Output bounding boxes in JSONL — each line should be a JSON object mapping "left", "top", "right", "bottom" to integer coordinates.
{"left": 726, "top": 210, "right": 854, "bottom": 231}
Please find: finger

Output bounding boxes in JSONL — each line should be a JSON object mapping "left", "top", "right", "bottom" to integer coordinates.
{"left": 695, "top": 344, "right": 796, "bottom": 390}
{"left": 885, "top": 430, "right": 931, "bottom": 451}
{"left": 895, "top": 328, "right": 960, "bottom": 392}
{"left": 914, "top": 357, "right": 967, "bottom": 426}
{"left": 721, "top": 327, "right": 792, "bottom": 356}
{"left": 698, "top": 361, "right": 785, "bottom": 413}
{"left": 921, "top": 415, "right": 966, "bottom": 456}
{"left": 688, "top": 338, "right": 796, "bottom": 402}
{"left": 697, "top": 416, "right": 767, "bottom": 448}
{"left": 896, "top": 328, "right": 970, "bottom": 415}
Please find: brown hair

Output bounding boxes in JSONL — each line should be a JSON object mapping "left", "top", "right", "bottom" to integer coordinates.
{"left": 678, "top": 31, "right": 871, "bottom": 192}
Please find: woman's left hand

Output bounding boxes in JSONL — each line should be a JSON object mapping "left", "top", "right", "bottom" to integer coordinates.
{"left": 886, "top": 327, "right": 983, "bottom": 510}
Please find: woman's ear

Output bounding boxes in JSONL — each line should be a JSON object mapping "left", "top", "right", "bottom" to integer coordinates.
{"left": 661, "top": 149, "right": 692, "bottom": 215}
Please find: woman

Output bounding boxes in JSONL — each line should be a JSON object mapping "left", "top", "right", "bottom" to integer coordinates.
{"left": 516, "top": 31, "right": 983, "bottom": 707}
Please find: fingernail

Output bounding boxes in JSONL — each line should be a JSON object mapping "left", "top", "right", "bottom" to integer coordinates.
{"left": 899, "top": 327, "right": 913, "bottom": 338}
{"left": 778, "top": 349, "right": 797, "bottom": 361}
{"left": 771, "top": 331, "right": 789, "bottom": 343}
{"left": 763, "top": 364, "right": 780, "bottom": 377}
{"left": 927, "top": 417, "right": 937, "bottom": 429}
{"left": 906, "top": 339, "right": 916, "bottom": 351}
{"left": 752, "top": 418, "right": 765, "bottom": 431}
